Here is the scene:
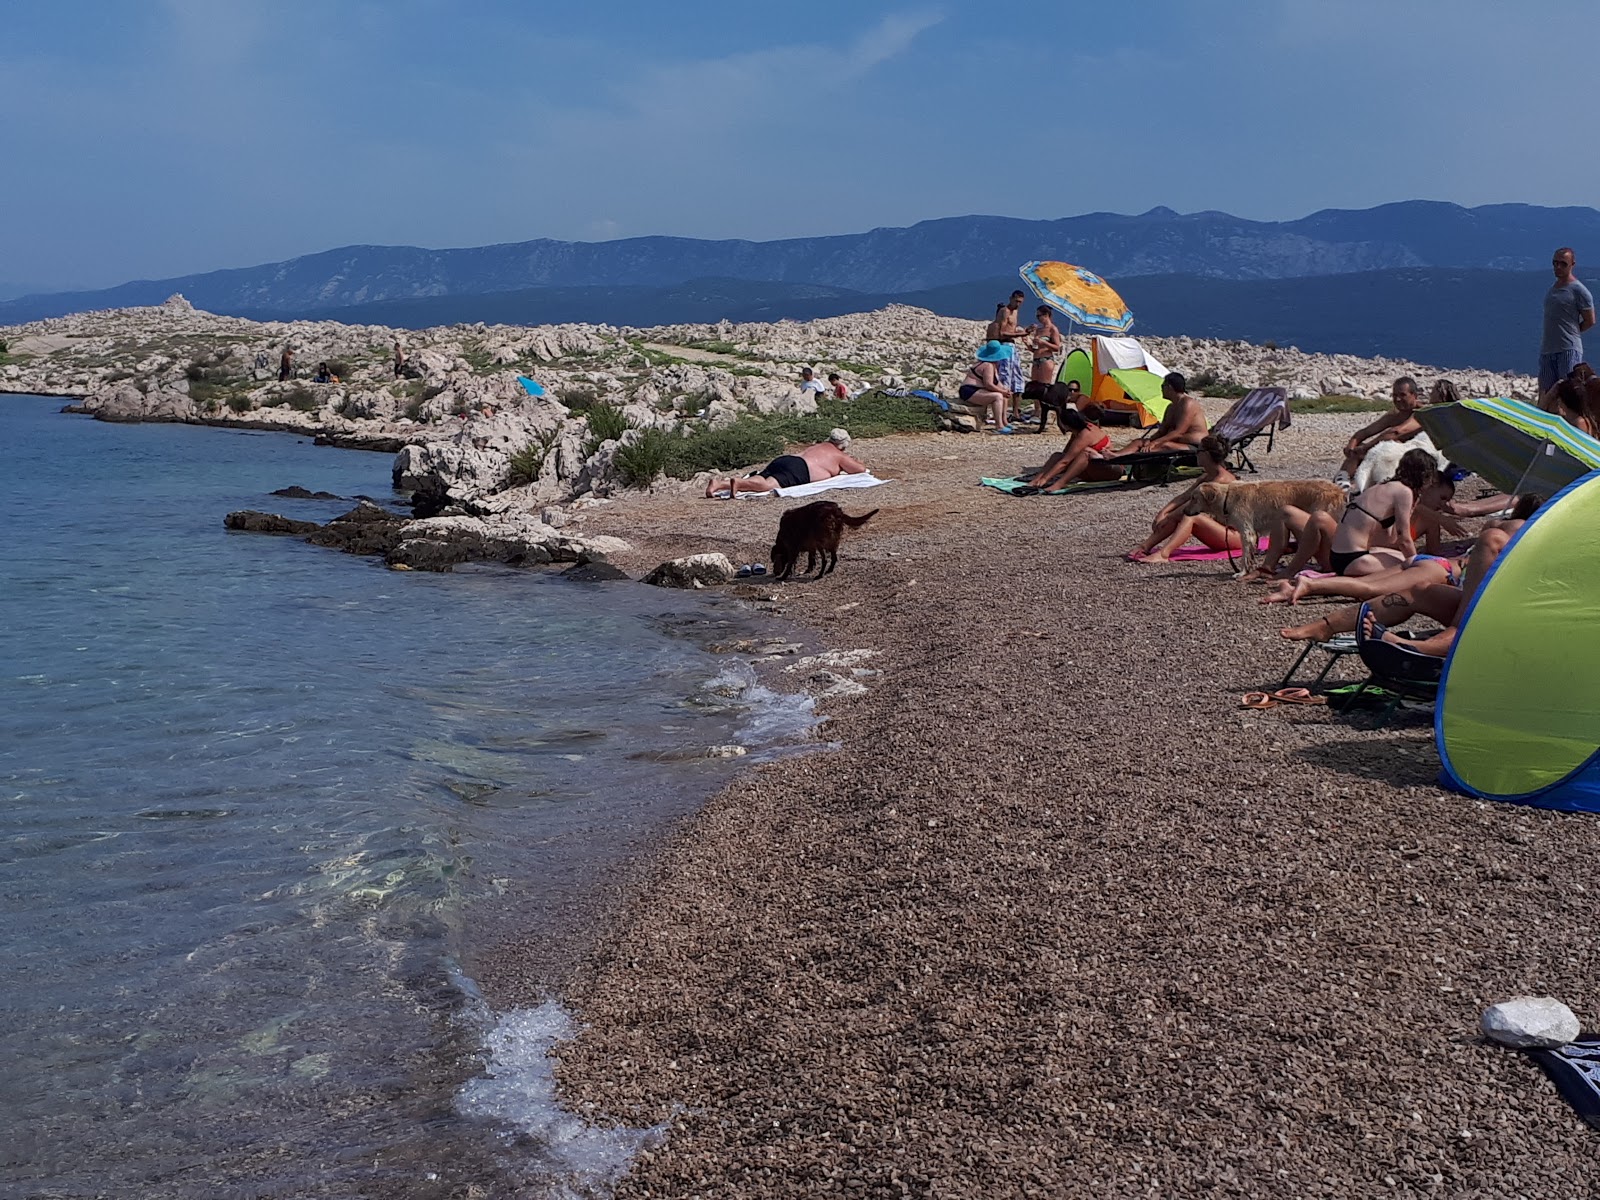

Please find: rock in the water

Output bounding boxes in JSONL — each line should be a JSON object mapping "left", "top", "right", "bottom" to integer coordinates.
{"left": 1481, "top": 997, "right": 1580, "bottom": 1049}
{"left": 563, "top": 561, "right": 630, "bottom": 582}
{"left": 641, "top": 553, "right": 736, "bottom": 589}
{"left": 223, "top": 511, "right": 321, "bottom": 535}
{"left": 271, "top": 486, "right": 342, "bottom": 500}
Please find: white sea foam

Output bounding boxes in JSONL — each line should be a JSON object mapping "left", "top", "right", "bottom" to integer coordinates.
{"left": 456, "top": 999, "right": 663, "bottom": 1197}
{"left": 698, "top": 661, "right": 823, "bottom": 755}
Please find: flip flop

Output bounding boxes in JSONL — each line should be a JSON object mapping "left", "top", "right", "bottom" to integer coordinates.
{"left": 1013, "top": 485, "right": 1041, "bottom": 496}
{"left": 751, "top": 564, "right": 768, "bottom": 576}
{"left": 1271, "top": 687, "right": 1327, "bottom": 706}
{"left": 996, "top": 426, "right": 1016, "bottom": 435}
{"left": 1241, "top": 692, "right": 1278, "bottom": 710}
{"left": 1125, "top": 550, "right": 1147, "bottom": 562}
{"left": 736, "top": 565, "right": 753, "bottom": 578}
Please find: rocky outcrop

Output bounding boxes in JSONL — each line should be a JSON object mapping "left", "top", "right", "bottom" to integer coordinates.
{"left": 642, "top": 554, "right": 737, "bottom": 589}
{"left": 223, "top": 502, "right": 632, "bottom": 574}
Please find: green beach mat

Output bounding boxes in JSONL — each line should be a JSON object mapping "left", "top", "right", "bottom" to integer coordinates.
{"left": 980, "top": 476, "right": 1132, "bottom": 496}
{"left": 980, "top": 465, "right": 1201, "bottom": 496}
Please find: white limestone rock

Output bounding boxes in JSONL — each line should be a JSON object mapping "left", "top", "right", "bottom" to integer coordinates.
{"left": 1481, "top": 997, "right": 1580, "bottom": 1049}
{"left": 642, "top": 553, "right": 736, "bottom": 589}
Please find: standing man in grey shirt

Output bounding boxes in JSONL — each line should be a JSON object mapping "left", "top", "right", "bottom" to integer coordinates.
{"left": 1540, "top": 247, "right": 1596, "bottom": 394}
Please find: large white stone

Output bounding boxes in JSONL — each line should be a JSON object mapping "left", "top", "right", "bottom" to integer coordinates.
{"left": 1481, "top": 996, "right": 1580, "bottom": 1049}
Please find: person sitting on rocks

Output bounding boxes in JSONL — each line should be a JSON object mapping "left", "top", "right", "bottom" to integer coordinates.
{"left": 961, "top": 342, "right": 1014, "bottom": 433}
{"left": 313, "top": 362, "right": 333, "bottom": 384}
{"left": 799, "top": 367, "right": 827, "bottom": 395}
{"left": 827, "top": 373, "right": 849, "bottom": 399}
{"left": 1112, "top": 372, "right": 1207, "bottom": 455}
{"left": 705, "top": 428, "right": 866, "bottom": 497}
{"left": 1334, "top": 376, "right": 1424, "bottom": 488}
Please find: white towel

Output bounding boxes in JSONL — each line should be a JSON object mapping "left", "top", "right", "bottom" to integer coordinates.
{"left": 722, "top": 472, "right": 891, "bottom": 499}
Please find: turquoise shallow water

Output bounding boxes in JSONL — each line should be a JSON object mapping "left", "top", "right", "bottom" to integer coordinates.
{"left": 0, "top": 397, "right": 783, "bottom": 1197}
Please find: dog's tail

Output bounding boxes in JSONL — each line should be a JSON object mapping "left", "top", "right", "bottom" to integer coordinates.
{"left": 840, "top": 508, "right": 879, "bottom": 528}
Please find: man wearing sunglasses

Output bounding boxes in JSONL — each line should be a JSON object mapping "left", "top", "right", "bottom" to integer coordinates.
{"left": 1541, "top": 247, "right": 1596, "bottom": 395}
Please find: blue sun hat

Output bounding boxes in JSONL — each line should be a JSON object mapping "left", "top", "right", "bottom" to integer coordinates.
{"left": 976, "top": 340, "right": 1010, "bottom": 362}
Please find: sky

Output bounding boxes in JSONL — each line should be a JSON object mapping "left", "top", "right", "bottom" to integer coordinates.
{"left": 5, "top": 0, "right": 1600, "bottom": 291}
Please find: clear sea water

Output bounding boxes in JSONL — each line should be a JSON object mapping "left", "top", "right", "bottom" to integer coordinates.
{"left": 0, "top": 396, "right": 801, "bottom": 1198}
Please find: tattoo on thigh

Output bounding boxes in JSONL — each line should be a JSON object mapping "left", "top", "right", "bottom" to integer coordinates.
{"left": 1381, "top": 592, "right": 1406, "bottom": 609}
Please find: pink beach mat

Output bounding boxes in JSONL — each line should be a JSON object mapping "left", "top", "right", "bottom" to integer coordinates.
{"left": 1143, "top": 537, "right": 1271, "bottom": 563}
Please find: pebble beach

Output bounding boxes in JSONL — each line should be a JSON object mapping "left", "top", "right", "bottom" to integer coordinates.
{"left": 480, "top": 411, "right": 1600, "bottom": 1197}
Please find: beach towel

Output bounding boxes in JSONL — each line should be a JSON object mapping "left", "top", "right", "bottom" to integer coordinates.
{"left": 979, "top": 476, "right": 1131, "bottom": 496}
{"left": 714, "top": 473, "right": 892, "bottom": 500}
{"left": 1163, "top": 537, "right": 1271, "bottom": 562}
{"left": 516, "top": 375, "right": 547, "bottom": 398}
{"left": 1524, "top": 1036, "right": 1600, "bottom": 1130}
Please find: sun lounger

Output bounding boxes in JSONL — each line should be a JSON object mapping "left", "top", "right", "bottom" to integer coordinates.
{"left": 1210, "top": 387, "right": 1290, "bottom": 473}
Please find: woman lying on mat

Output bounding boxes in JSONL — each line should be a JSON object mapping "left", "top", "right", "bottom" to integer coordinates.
{"left": 1127, "top": 436, "right": 1240, "bottom": 561}
{"left": 1016, "top": 404, "right": 1121, "bottom": 493}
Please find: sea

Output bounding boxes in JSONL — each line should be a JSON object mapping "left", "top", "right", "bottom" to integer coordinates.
{"left": 0, "top": 395, "right": 811, "bottom": 1198}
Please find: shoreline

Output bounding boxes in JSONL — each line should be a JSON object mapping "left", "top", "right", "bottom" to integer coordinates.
{"left": 486, "top": 421, "right": 1600, "bottom": 1196}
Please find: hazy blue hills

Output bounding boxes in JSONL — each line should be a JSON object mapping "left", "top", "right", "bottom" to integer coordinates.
{"left": 4, "top": 201, "right": 1597, "bottom": 327}
{"left": 293, "top": 268, "right": 1544, "bottom": 373}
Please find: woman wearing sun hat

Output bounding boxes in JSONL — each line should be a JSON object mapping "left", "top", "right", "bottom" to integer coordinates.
{"left": 961, "top": 342, "right": 1016, "bottom": 433}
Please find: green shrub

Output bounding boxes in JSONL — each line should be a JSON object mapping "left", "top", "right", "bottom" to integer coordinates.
{"left": 815, "top": 390, "right": 942, "bottom": 438}
{"left": 560, "top": 385, "right": 599, "bottom": 412}
{"left": 1188, "top": 368, "right": 1249, "bottom": 400}
{"left": 586, "top": 401, "right": 629, "bottom": 444}
{"left": 507, "top": 429, "right": 561, "bottom": 486}
{"left": 614, "top": 428, "right": 674, "bottom": 488}
{"left": 226, "top": 394, "right": 253, "bottom": 413}
{"left": 662, "top": 416, "right": 816, "bottom": 478}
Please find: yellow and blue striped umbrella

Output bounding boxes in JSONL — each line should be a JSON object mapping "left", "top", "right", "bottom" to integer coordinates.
{"left": 1417, "top": 396, "right": 1600, "bottom": 496}
{"left": 1019, "top": 261, "right": 1134, "bottom": 334}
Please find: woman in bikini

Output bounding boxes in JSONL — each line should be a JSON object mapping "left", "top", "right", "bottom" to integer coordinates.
{"left": 961, "top": 342, "right": 1014, "bottom": 432}
{"left": 1026, "top": 306, "right": 1064, "bottom": 386}
{"left": 1017, "top": 404, "right": 1116, "bottom": 493}
{"left": 1128, "top": 435, "right": 1241, "bottom": 561}
{"left": 1313, "top": 448, "right": 1448, "bottom": 577}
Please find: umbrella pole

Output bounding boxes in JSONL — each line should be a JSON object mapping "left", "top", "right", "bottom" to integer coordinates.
{"left": 1505, "top": 439, "right": 1551, "bottom": 505}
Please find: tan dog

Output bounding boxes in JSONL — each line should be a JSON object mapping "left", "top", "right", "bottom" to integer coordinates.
{"left": 1183, "top": 480, "right": 1347, "bottom": 576}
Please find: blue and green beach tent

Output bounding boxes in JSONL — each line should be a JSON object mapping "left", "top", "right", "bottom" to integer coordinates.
{"left": 1436, "top": 469, "right": 1600, "bottom": 812}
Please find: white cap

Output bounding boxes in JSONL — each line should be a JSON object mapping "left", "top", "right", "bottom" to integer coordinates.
{"left": 828, "top": 428, "right": 850, "bottom": 449}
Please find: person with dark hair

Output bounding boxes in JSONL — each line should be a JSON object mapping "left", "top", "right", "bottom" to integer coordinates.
{"left": 1552, "top": 376, "right": 1598, "bottom": 435}
{"left": 1128, "top": 435, "right": 1242, "bottom": 561}
{"left": 1035, "top": 379, "right": 1082, "bottom": 433}
{"left": 1026, "top": 305, "right": 1063, "bottom": 386}
{"left": 1334, "top": 376, "right": 1424, "bottom": 487}
{"left": 1312, "top": 447, "right": 1451, "bottom": 576}
{"left": 799, "top": 366, "right": 826, "bottom": 395}
{"left": 826, "top": 372, "right": 848, "bottom": 399}
{"left": 278, "top": 346, "right": 294, "bottom": 382}
{"left": 1539, "top": 361, "right": 1593, "bottom": 411}
{"left": 1112, "top": 372, "right": 1206, "bottom": 454}
{"left": 1540, "top": 247, "right": 1595, "bottom": 395}
{"left": 313, "top": 362, "right": 332, "bottom": 384}
{"left": 1017, "top": 403, "right": 1127, "bottom": 493}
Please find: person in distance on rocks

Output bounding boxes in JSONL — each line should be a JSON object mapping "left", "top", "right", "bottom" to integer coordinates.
{"left": 393, "top": 339, "right": 406, "bottom": 378}
{"left": 705, "top": 428, "right": 867, "bottom": 497}
{"left": 799, "top": 367, "right": 827, "bottom": 395}
{"left": 827, "top": 372, "right": 849, "bottom": 399}
{"left": 278, "top": 345, "right": 294, "bottom": 381}
{"left": 1540, "top": 247, "right": 1595, "bottom": 397}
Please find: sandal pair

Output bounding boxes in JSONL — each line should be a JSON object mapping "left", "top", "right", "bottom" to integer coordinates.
{"left": 1241, "top": 688, "right": 1327, "bottom": 710}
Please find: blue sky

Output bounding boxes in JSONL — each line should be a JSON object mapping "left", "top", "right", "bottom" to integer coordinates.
{"left": 5, "top": 0, "right": 1598, "bottom": 290}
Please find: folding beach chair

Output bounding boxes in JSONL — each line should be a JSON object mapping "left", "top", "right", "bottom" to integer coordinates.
{"left": 1210, "top": 387, "right": 1291, "bottom": 474}
{"left": 1342, "top": 602, "right": 1443, "bottom": 725}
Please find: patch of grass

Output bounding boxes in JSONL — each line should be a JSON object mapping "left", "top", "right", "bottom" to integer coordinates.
{"left": 226, "top": 394, "right": 254, "bottom": 413}
{"left": 460, "top": 345, "right": 497, "bottom": 374}
{"left": 1293, "top": 394, "right": 1388, "bottom": 414}
{"left": 632, "top": 342, "right": 689, "bottom": 367}
{"left": 1189, "top": 368, "right": 1250, "bottom": 400}
{"left": 613, "top": 428, "right": 674, "bottom": 488}
{"left": 264, "top": 385, "right": 320, "bottom": 413}
{"left": 560, "top": 385, "right": 600, "bottom": 413}
{"left": 831, "top": 359, "right": 878, "bottom": 376}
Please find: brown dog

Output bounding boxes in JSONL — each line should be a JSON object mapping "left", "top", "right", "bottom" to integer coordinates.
{"left": 1182, "top": 480, "right": 1346, "bottom": 575}
{"left": 770, "top": 501, "right": 878, "bottom": 581}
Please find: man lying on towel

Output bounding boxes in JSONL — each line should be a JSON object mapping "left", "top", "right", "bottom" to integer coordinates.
{"left": 705, "top": 429, "right": 867, "bottom": 498}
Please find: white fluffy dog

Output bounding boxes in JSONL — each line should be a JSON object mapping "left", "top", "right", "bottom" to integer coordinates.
{"left": 1350, "top": 432, "right": 1451, "bottom": 493}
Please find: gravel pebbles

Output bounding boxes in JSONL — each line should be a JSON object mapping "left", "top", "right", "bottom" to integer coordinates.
{"left": 483, "top": 410, "right": 1600, "bottom": 1197}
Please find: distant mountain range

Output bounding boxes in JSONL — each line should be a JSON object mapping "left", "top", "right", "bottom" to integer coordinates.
{"left": 0, "top": 200, "right": 1587, "bottom": 372}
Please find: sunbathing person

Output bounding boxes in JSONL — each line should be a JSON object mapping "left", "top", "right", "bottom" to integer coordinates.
{"left": 1017, "top": 404, "right": 1121, "bottom": 493}
{"left": 1334, "top": 377, "right": 1425, "bottom": 487}
{"left": 706, "top": 429, "right": 866, "bottom": 497}
{"left": 1280, "top": 522, "right": 1514, "bottom": 646}
{"left": 1112, "top": 372, "right": 1207, "bottom": 454}
{"left": 1128, "top": 436, "right": 1241, "bottom": 561}
{"left": 1311, "top": 449, "right": 1447, "bottom": 576}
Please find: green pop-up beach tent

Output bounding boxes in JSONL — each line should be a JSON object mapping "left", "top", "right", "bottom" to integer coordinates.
{"left": 1437, "top": 468, "right": 1600, "bottom": 811}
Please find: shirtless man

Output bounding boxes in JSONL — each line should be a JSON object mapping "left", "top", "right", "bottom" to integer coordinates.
{"left": 1026, "top": 306, "right": 1064, "bottom": 386}
{"left": 1334, "top": 377, "right": 1423, "bottom": 486}
{"left": 393, "top": 339, "right": 406, "bottom": 378}
{"left": 985, "top": 292, "right": 1029, "bottom": 419}
{"left": 1113, "top": 372, "right": 1207, "bottom": 454}
{"left": 706, "top": 429, "right": 867, "bottom": 497}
